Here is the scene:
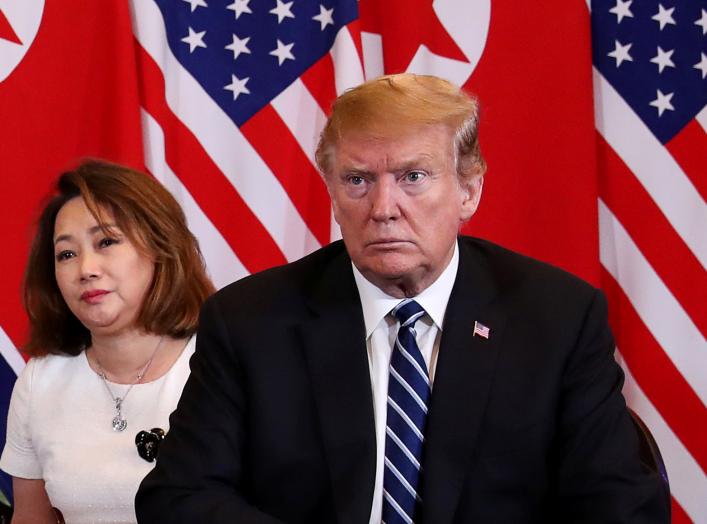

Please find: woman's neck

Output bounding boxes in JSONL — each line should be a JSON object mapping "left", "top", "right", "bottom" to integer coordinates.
{"left": 88, "top": 331, "right": 165, "bottom": 384}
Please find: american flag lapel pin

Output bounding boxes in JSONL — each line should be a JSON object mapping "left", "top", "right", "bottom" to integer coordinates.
{"left": 473, "top": 321, "right": 490, "bottom": 339}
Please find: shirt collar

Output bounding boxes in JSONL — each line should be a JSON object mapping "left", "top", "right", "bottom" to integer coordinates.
{"left": 352, "top": 241, "right": 460, "bottom": 337}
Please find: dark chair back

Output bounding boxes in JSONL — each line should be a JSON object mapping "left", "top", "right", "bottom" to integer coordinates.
{"left": 0, "top": 500, "right": 11, "bottom": 524}
{"left": 628, "top": 408, "right": 671, "bottom": 516}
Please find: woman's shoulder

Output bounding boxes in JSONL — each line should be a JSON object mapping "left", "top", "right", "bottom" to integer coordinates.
{"left": 18, "top": 352, "right": 88, "bottom": 393}
{"left": 6, "top": 352, "right": 87, "bottom": 428}
{"left": 29, "top": 351, "right": 85, "bottom": 373}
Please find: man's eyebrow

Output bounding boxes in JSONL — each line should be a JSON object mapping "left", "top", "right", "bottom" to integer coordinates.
{"left": 340, "top": 153, "right": 437, "bottom": 173}
{"left": 338, "top": 166, "right": 373, "bottom": 176}
{"left": 397, "top": 159, "right": 429, "bottom": 170}
{"left": 391, "top": 154, "right": 436, "bottom": 171}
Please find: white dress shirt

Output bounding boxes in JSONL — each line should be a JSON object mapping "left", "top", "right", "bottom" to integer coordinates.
{"left": 352, "top": 242, "right": 460, "bottom": 524}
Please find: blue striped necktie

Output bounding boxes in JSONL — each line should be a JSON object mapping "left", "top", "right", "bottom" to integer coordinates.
{"left": 382, "top": 299, "right": 430, "bottom": 524}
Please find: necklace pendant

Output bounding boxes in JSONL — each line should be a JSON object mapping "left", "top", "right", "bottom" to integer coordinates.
{"left": 112, "top": 415, "right": 127, "bottom": 432}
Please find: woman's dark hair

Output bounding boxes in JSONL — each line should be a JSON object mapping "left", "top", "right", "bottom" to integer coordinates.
{"left": 24, "top": 159, "right": 215, "bottom": 356}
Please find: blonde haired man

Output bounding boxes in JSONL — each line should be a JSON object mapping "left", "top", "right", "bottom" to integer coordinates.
{"left": 138, "top": 74, "right": 668, "bottom": 524}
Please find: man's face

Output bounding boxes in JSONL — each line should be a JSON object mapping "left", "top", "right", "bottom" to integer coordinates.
{"left": 327, "top": 124, "right": 482, "bottom": 297}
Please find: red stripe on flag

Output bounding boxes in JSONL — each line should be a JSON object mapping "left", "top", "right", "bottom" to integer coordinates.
{"left": 601, "top": 269, "right": 707, "bottom": 472}
{"left": 301, "top": 54, "right": 337, "bottom": 116}
{"left": 597, "top": 134, "right": 707, "bottom": 340}
{"left": 135, "top": 43, "right": 287, "bottom": 273}
{"left": 671, "top": 497, "right": 692, "bottom": 524}
{"left": 240, "top": 105, "right": 331, "bottom": 247}
{"left": 665, "top": 119, "right": 707, "bottom": 203}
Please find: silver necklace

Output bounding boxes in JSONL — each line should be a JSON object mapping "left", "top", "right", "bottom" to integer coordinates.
{"left": 94, "top": 336, "right": 165, "bottom": 432}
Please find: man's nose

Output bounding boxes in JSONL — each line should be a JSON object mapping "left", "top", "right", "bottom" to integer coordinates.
{"left": 370, "top": 177, "right": 401, "bottom": 222}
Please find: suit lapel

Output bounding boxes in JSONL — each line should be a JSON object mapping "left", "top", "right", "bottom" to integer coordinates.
{"left": 422, "top": 239, "right": 507, "bottom": 524}
{"left": 297, "top": 247, "right": 377, "bottom": 524}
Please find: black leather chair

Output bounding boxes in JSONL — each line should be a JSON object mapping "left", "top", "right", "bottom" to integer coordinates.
{"left": 0, "top": 499, "right": 11, "bottom": 524}
{"left": 628, "top": 408, "right": 671, "bottom": 517}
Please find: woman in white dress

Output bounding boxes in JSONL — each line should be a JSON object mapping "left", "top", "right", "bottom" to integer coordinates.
{"left": 0, "top": 160, "right": 215, "bottom": 523}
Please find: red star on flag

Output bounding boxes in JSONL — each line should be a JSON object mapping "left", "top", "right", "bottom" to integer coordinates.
{"left": 0, "top": 8, "right": 22, "bottom": 45}
{"left": 359, "top": 0, "right": 467, "bottom": 73}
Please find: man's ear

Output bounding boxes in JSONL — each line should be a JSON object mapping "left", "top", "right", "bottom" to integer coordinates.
{"left": 460, "top": 175, "right": 484, "bottom": 222}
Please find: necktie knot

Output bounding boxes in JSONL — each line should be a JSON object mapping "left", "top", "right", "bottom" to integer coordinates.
{"left": 392, "top": 299, "right": 425, "bottom": 327}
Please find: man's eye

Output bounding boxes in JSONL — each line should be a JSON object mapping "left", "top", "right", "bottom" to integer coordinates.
{"left": 56, "top": 250, "right": 75, "bottom": 262}
{"left": 405, "top": 171, "right": 426, "bottom": 183}
{"left": 348, "top": 176, "right": 365, "bottom": 186}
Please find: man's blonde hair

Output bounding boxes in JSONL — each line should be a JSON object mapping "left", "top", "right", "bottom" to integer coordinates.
{"left": 315, "top": 73, "right": 487, "bottom": 187}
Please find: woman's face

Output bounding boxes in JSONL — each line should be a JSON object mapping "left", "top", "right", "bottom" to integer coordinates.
{"left": 53, "top": 197, "right": 155, "bottom": 337}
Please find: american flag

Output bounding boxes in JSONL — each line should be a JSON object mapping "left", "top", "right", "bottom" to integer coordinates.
{"left": 0, "top": 1, "right": 704, "bottom": 520}
{"left": 473, "top": 321, "right": 490, "bottom": 339}
{"left": 591, "top": 1, "right": 707, "bottom": 521}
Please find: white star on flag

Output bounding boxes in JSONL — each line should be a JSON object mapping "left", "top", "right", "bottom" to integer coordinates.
{"left": 313, "top": 5, "right": 334, "bottom": 31}
{"left": 270, "top": 39, "right": 295, "bottom": 66}
{"left": 183, "top": 0, "right": 207, "bottom": 12}
{"left": 225, "top": 33, "right": 251, "bottom": 60}
{"left": 181, "top": 27, "right": 207, "bottom": 53}
{"left": 608, "top": 40, "right": 633, "bottom": 67}
{"left": 609, "top": 0, "right": 633, "bottom": 24}
{"left": 694, "top": 53, "right": 707, "bottom": 79}
{"left": 649, "top": 89, "right": 674, "bottom": 117}
{"left": 695, "top": 9, "right": 707, "bottom": 35}
{"left": 270, "top": 0, "right": 295, "bottom": 24}
{"left": 650, "top": 46, "right": 675, "bottom": 74}
{"left": 224, "top": 74, "right": 250, "bottom": 100}
{"left": 226, "top": 0, "right": 252, "bottom": 20}
{"left": 651, "top": 4, "right": 676, "bottom": 31}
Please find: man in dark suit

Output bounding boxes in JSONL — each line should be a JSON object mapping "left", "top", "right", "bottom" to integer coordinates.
{"left": 136, "top": 74, "right": 667, "bottom": 523}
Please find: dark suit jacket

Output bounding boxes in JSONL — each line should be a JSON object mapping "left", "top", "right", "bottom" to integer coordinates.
{"left": 136, "top": 237, "right": 667, "bottom": 523}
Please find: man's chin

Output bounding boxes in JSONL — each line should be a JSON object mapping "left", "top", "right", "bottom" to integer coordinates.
{"left": 360, "top": 264, "right": 429, "bottom": 298}
{"left": 359, "top": 258, "right": 421, "bottom": 284}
